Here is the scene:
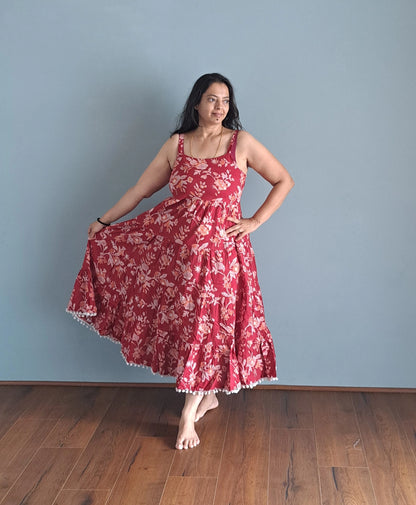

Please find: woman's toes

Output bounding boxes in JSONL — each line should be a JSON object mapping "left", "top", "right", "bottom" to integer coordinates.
{"left": 175, "top": 436, "right": 200, "bottom": 450}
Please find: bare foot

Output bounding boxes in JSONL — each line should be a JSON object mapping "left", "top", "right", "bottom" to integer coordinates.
{"left": 175, "top": 394, "right": 203, "bottom": 450}
{"left": 176, "top": 414, "right": 200, "bottom": 450}
{"left": 195, "top": 393, "right": 219, "bottom": 422}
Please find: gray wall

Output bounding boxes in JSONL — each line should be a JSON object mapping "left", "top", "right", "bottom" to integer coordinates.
{"left": 2, "top": 0, "right": 415, "bottom": 387}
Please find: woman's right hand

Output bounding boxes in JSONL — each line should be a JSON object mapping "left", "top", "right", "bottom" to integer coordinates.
{"left": 88, "top": 220, "right": 105, "bottom": 239}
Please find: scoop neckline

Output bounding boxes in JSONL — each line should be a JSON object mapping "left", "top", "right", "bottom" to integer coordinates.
{"left": 184, "top": 152, "right": 229, "bottom": 161}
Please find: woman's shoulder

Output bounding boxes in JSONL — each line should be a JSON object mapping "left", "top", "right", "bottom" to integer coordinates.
{"left": 233, "top": 129, "right": 254, "bottom": 140}
{"left": 235, "top": 130, "right": 257, "bottom": 149}
{"left": 168, "top": 132, "right": 180, "bottom": 143}
{"left": 164, "top": 134, "right": 180, "bottom": 162}
{"left": 164, "top": 133, "right": 180, "bottom": 151}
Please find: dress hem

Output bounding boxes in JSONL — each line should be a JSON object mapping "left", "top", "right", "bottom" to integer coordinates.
{"left": 66, "top": 308, "right": 278, "bottom": 395}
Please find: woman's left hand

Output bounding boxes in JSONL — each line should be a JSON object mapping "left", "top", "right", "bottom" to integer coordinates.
{"left": 226, "top": 216, "right": 261, "bottom": 241}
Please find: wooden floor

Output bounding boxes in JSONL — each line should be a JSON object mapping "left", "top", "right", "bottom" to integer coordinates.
{"left": 0, "top": 386, "right": 415, "bottom": 505}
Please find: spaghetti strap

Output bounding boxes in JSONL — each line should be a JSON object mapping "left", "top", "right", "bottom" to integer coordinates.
{"left": 229, "top": 130, "right": 239, "bottom": 161}
{"left": 177, "top": 133, "right": 185, "bottom": 155}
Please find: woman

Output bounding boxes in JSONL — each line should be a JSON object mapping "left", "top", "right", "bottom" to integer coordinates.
{"left": 67, "top": 73, "right": 294, "bottom": 451}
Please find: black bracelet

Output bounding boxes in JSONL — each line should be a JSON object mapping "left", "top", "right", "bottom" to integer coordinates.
{"left": 97, "top": 217, "right": 111, "bottom": 227}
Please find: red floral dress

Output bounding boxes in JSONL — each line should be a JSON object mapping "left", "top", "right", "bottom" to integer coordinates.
{"left": 67, "top": 130, "right": 277, "bottom": 394}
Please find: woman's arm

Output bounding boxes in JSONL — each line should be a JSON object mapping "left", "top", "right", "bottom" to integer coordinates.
{"left": 88, "top": 135, "right": 178, "bottom": 239}
{"left": 227, "top": 131, "right": 295, "bottom": 240}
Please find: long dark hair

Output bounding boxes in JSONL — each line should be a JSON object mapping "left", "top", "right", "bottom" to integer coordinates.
{"left": 172, "top": 73, "right": 243, "bottom": 135}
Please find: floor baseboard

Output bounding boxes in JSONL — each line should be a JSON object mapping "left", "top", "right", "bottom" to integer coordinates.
{"left": 0, "top": 381, "right": 415, "bottom": 393}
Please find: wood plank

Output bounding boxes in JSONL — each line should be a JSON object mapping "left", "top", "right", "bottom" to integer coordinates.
{"left": 385, "top": 393, "right": 416, "bottom": 461}
{"left": 19, "top": 386, "right": 102, "bottom": 420}
{"left": 0, "top": 386, "right": 40, "bottom": 438}
{"left": 0, "top": 417, "right": 57, "bottom": 500}
{"left": 270, "top": 390, "right": 313, "bottom": 429}
{"left": 1, "top": 448, "right": 81, "bottom": 505}
{"left": 385, "top": 393, "right": 416, "bottom": 422}
{"left": 312, "top": 392, "right": 366, "bottom": 467}
{"left": 106, "top": 436, "right": 174, "bottom": 505}
{"left": 319, "top": 467, "right": 377, "bottom": 505}
{"left": 18, "top": 387, "right": 74, "bottom": 419}
{"left": 64, "top": 388, "right": 149, "bottom": 490}
{"left": 169, "top": 394, "right": 230, "bottom": 478}
{"left": 353, "top": 392, "right": 416, "bottom": 505}
{"left": 159, "top": 476, "right": 216, "bottom": 505}
{"left": 0, "top": 385, "right": 34, "bottom": 418}
{"left": 0, "top": 418, "right": 16, "bottom": 444}
{"left": 269, "top": 429, "right": 321, "bottom": 505}
{"left": 42, "top": 387, "right": 117, "bottom": 448}
{"left": 400, "top": 421, "right": 416, "bottom": 458}
{"left": 213, "top": 390, "right": 270, "bottom": 505}
{"left": 136, "top": 388, "right": 182, "bottom": 439}
{"left": 53, "top": 489, "right": 109, "bottom": 505}
{"left": 52, "top": 386, "right": 118, "bottom": 416}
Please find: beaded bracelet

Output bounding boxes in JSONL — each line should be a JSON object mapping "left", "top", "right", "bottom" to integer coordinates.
{"left": 97, "top": 217, "right": 111, "bottom": 227}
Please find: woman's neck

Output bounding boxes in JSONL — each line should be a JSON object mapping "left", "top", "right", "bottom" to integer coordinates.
{"left": 193, "top": 124, "right": 223, "bottom": 139}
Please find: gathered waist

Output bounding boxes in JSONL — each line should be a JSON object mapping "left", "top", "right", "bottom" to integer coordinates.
{"left": 167, "top": 194, "right": 240, "bottom": 210}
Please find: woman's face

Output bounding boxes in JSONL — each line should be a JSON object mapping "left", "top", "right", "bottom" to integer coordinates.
{"left": 195, "top": 82, "right": 230, "bottom": 126}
